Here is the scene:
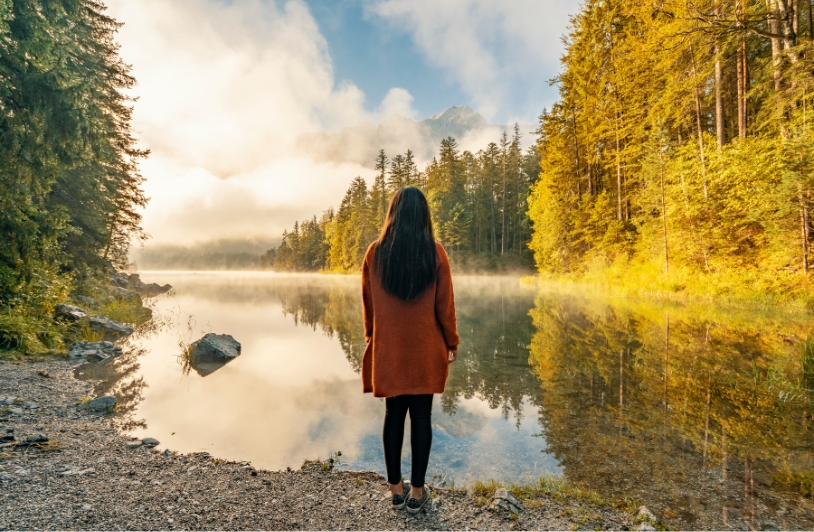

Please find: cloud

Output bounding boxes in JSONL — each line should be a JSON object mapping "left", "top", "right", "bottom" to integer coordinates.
{"left": 105, "top": 0, "right": 547, "bottom": 250}
{"left": 106, "top": 0, "right": 389, "bottom": 246}
{"left": 364, "top": 0, "right": 580, "bottom": 122}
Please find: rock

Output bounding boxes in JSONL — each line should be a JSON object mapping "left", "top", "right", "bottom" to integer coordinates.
{"left": 189, "top": 333, "right": 241, "bottom": 377}
{"left": 636, "top": 523, "right": 657, "bottom": 531}
{"left": 9, "top": 408, "right": 24, "bottom": 416}
{"left": 84, "top": 395, "right": 117, "bottom": 412}
{"left": 75, "top": 295, "right": 97, "bottom": 308}
{"left": 23, "top": 402, "right": 38, "bottom": 409}
{"left": 69, "top": 341, "right": 119, "bottom": 361}
{"left": 0, "top": 396, "right": 15, "bottom": 405}
{"left": 128, "top": 273, "right": 172, "bottom": 296}
{"left": 141, "top": 437, "right": 159, "bottom": 447}
{"left": 86, "top": 316, "right": 134, "bottom": 341}
{"left": 637, "top": 506, "right": 658, "bottom": 522}
{"left": 487, "top": 487, "right": 524, "bottom": 514}
{"left": 127, "top": 441, "right": 142, "bottom": 449}
{"left": 24, "top": 434, "right": 48, "bottom": 443}
{"left": 55, "top": 304, "right": 86, "bottom": 321}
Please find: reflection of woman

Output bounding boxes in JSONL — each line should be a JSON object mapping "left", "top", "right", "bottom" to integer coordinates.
{"left": 362, "top": 186, "right": 459, "bottom": 514}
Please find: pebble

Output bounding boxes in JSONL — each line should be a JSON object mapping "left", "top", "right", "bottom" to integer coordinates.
{"left": 0, "top": 357, "right": 639, "bottom": 532}
{"left": 9, "top": 408, "right": 24, "bottom": 416}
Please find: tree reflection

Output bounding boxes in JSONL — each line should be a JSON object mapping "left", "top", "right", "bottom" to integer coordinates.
{"left": 528, "top": 292, "right": 814, "bottom": 528}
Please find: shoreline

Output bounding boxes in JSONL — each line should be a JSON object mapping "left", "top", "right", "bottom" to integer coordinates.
{"left": 0, "top": 356, "right": 639, "bottom": 531}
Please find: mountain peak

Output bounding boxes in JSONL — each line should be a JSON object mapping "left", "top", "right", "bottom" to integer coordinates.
{"left": 428, "top": 105, "right": 480, "bottom": 121}
{"left": 422, "top": 106, "right": 488, "bottom": 140}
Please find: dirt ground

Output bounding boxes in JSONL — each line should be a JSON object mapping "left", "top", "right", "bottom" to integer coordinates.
{"left": 0, "top": 358, "right": 638, "bottom": 531}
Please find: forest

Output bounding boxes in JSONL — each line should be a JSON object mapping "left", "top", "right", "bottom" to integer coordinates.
{"left": 266, "top": 0, "right": 814, "bottom": 302}
{"left": 261, "top": 131, "right": 541, "bottom": 273}
{"left": 528, "top": 0, "right": 814, "bottom": 300}
{"left": 0, "top": 0, "right": 146, "bottom": 352}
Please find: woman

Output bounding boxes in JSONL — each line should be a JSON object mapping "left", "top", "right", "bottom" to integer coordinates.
{"left": 361, "top": 186, "right": 459, "bottom": 514}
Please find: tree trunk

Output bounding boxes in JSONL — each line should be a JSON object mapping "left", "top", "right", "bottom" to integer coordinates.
{"left": 767, "top": 0, "right": 784, "bottom": 92}
{"left": 690, "top": 44, "right": 709, "bottom": 200}
{"left": 808, "top": 0, "right": 813, "bottom": 40}
{"left": 800, "top": 186, "right": 809, "bottom": 275}
{"left": 615, "top": 113, "right": 624, "bottom": 221}
{"left": 737, "top": 39, "right": 748, "bottom": 138}
{"left": 658, "top": 146, "right": 669, "bottom": 274}
{"left": 501, "top": 166, "right": 506, "bottom": 257}
{"left": 715, "top": 44, "right": 726, "bottom": 150}
{"left": 702, "top": 377, "right": 711, "bottom": 465}
{"left": 619, "top": 349, "right": 624, "bottom": 409}
{"left": 663, "top": 315, "right": 670, "bottom": 416}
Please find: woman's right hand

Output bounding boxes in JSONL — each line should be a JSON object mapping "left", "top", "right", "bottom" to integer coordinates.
{"left": 448, "top": 349, "right": 457, "bottom": 363}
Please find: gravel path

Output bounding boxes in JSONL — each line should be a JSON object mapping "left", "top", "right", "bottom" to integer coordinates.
{"left": 0, "top": 358, "right": 636, "bottom": 531}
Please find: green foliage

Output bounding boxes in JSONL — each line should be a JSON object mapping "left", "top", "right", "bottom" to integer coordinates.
{"left": 265, "top": 130, "right": 540, "bottom": 273}
{"left": 0, "top": 0, "right": 147, "bottom": 355}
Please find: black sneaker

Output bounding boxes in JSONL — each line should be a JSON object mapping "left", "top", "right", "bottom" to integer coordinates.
{"left": 406, "top": 485, "right": 430, "bottom": 514}
{"left": 391, "top": 481, "right": 410, "bottom": 510}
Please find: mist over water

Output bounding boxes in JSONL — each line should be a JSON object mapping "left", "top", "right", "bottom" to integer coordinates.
{"left": 77, "top": 272, "right": 814, "bottom": 529}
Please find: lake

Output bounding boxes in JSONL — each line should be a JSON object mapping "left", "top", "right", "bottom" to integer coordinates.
{"left": 76, "top": 272, "right": 814, "bottom": 529}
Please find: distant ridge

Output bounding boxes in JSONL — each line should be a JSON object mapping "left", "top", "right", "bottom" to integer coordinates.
{"left": 297, "top": 105, "right": 508, "bottom": 168}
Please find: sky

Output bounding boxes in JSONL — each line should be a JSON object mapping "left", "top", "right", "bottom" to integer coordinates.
{"left": 105, "top": 0, "right": 582, "bottom": 250}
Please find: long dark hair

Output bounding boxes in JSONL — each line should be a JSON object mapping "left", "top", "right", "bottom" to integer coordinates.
{"left": 374, "top": 186, "right": 437, "bottom": 300}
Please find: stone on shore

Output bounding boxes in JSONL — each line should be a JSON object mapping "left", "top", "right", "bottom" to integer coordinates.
{"left": 141, "top": 437, "right": 159, "bottom": 447}
{"left": 55, "top": 304, "right": 86, "bottom": 321}
{"left": 189, "top": 333, "right": 241, "bottom": 377}
{"left": 488, "top": 487, "right": 525, "bottom": 514}
{"left": 87, "top": 316, "right": 134, "bottom": 341}
{"left": 110, "top": 271, "right": 171, "bottom": 297}
{"left": 84, "top": 395, "right": 117, "bottom": 412}
{"left": 69, "top": 341, "right": 122, "bottom": 361}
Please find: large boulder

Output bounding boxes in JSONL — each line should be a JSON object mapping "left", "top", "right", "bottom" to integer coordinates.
{"left": 189, "top": 333, "right": 241, "bottom": 376}
{"left": 87, "top": 316, "right": 134, "bottom": 341}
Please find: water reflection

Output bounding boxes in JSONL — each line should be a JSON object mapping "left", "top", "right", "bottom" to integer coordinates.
{"left": 74, "top": 272, "right": 814, "bottom": 529}
{"left": 76, "top": 273, "right": 554, "bottom": 487}
{"left": 528, "top": 292, "right": 814, "bottom": 529}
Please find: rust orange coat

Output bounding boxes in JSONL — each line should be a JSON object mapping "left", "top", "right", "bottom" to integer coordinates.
{"left": 361, "top": 242, "right": 459, "bottom": 398}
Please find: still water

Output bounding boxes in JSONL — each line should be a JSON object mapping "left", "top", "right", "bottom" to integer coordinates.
{"left": 77, "top": 272, "right": 814, "bottom": 529}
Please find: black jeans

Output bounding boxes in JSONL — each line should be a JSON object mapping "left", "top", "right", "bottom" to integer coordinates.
{"left": 383, "top": 394, "right": 433, "bottom": 488}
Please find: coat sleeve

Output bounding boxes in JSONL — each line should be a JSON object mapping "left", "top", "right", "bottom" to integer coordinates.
{"left": 434, "top": 243, "right": 459, "bottom": 350}
{"left": 362, "top": 246, "right": 374, "bottom": 341}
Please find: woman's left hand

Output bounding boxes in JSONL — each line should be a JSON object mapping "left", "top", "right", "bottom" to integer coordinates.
{"left": 448, "top": 349, "right": 458, "bottom": 363}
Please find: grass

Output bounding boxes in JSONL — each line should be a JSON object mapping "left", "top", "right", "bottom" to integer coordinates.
{"left": 1, "top": 279, "right": 155, "bottom": 358}
{"left": 471, "top": 476, "right": 651, "bottom": 530}
{"left": 775, "top": 470, "right": 814, "bottom": 497}
{"left": 525, "top": 256, "right": 814, "bottom": 314}
{"left": 96, "top": 295, "right": 152, "bottom": 325}
{"left": 471, "top": 476, "right": 632, "bottom": 511}
{"left": 802, "top": 336, "right": 814, "bottom": 391}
